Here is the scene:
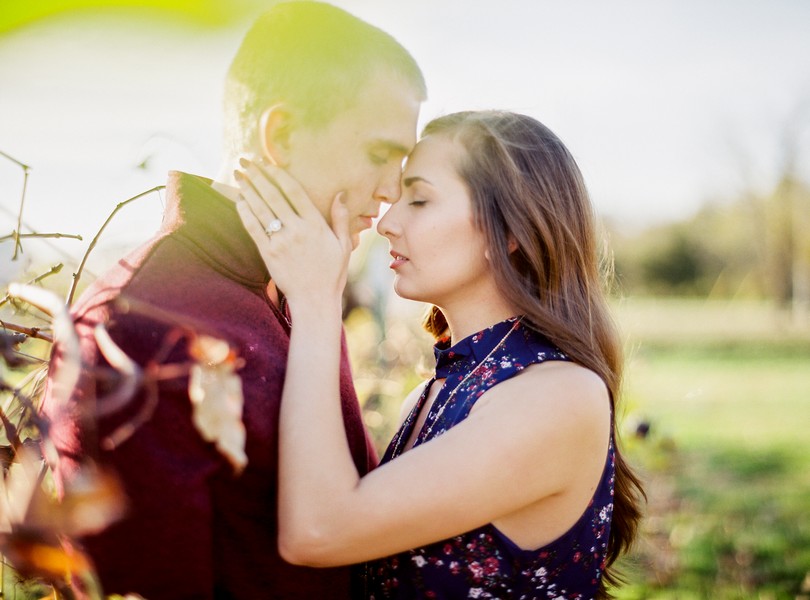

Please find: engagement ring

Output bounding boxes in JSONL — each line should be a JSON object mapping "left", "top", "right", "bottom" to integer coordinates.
{"left": 265, "top": 219, "right": 283, "bottom": 236}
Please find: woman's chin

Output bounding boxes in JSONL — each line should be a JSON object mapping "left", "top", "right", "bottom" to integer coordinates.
{"left": 392, "top": 280, "right": 420, "bottom": 303}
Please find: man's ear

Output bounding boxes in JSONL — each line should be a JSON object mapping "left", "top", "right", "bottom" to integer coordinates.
{"left": 259, "top": 105, "right": 292, "bottom": 166}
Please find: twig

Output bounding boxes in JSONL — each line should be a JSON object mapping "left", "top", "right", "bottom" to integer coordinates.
{"left": 0, "top": 405, "right": 22, "bottom": 451}
{"left": 0, "top": 383, "right": 48, "bottom": 441}
{"left": 12, "top": 166, "right": 31, "bottom": 260}
{"left": 0, "top": 232, "right": 83, "bottom": 242}
{"left": 0, "top": 264, "right": 63, "bottom": 309}
{"left": 7, "top": 285, "right": 80, "bottom": 410}
{"left": 101, "top": 377, "right": 160, "bottom": 451}
{"left": 114, "top": 295, "right": 218, "bottom": 339}
{"left": 0, "top": 202, "right": 88, "bottom": 270}
{"left": 92, "top": 325, "right": 142, "bottom": 418}
{"left": 0, "top": 150, "right": 30, "bottom": 170}
{"left": 67, "top": 185, "right": 164, "bottom": 306}
{"left": 0, "top": 320, "right": 53, "bottom": 343}
{"left": 5, "top": 351, "right": 47, "bottom": 365}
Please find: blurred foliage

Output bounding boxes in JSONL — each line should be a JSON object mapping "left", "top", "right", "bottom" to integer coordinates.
{"left": 0, "top": 0, "right": 270, "bottom": 34}
{"left": 612, "top": 177, "right": 810, "bottom": 309}
{"left": 0, "top": 153, "right": 243, "bottom": 598}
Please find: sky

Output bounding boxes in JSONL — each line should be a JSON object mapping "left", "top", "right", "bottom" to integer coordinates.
{"left": 1, "top": 0, "right": 809, "bottom": 280}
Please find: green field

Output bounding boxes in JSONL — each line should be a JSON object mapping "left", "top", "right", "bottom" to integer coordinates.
{"left": 611, "top": 298, "right": 810, "bottom": 599}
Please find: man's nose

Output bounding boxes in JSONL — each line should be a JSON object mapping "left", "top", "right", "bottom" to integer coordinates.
{"left": 373, "top": 164, "right": 403, "bottom": 204}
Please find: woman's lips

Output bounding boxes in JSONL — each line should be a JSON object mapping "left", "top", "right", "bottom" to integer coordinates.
{"left": 389, "top": 250, "right": 409, "bottom": 270}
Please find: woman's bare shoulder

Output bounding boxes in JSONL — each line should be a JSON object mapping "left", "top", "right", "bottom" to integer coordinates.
{"left": 473, "top": 359, "right": 610, "bottom": 431}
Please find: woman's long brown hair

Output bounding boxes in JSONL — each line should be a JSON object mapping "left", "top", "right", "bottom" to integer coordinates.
{"left": 421, "top": 111, "right": 644, "bottom": 597}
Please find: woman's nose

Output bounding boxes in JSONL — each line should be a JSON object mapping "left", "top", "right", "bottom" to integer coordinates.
{"left": 376, "top": 205, "right": 400, "bottom": 238}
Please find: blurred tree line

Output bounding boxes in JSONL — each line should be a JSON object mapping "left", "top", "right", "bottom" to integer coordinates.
{"left": 611, "top": 171, "right": 810, "bottom": 316}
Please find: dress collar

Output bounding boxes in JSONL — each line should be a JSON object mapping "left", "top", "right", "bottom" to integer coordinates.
{"left": 433, "top": 316, "right": 522, "bottom": 379}
{"left": 160, "top": 171, "right": 270, "bottom": 288}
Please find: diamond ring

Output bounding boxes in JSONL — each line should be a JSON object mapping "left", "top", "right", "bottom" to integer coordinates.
{"left": 265, "top": 219, "right": 283, "bottom": 236}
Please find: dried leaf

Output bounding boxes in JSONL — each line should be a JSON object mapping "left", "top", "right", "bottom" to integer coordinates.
{"left": 189, "top": 335, "right": 232, "bottom": 365}
{"left": 188, "top": 335, "right": 247, "bottom": 473}
{"left": 0, "top": 445, "right": 42, "bottom": 533}
{"left": 1, "top": 442, "right": 125, "bottom": 540}
{"left": 7, "top": 284, "right": 81, "bottom": 407}
{"left": 27, "top": 463, "right": 127, "bottom": 537}
{"left": 0, "top": 529, "right": 91, "bottom": 580}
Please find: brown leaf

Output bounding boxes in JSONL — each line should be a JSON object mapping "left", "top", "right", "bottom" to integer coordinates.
{"left": 27, "top": 463, "right": 127, "bottom": 537}
{"left": 2, "top": 443, "right": 125, "bottom": 539}
{"left": 0, "top": 444, "right": 41, "bottom": 532}
{"left": 7, "top": 284, "right": 81, "bottom": 407}
{"left": 0, "top": 529, "right": 91, "bottom": 580}
{"left": 188, "top": 336, "right": 247, "bottom": 473}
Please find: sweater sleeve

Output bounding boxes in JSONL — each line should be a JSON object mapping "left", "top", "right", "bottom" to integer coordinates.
{"left": 42, "top": 302, "right": 223, "bottom": 600}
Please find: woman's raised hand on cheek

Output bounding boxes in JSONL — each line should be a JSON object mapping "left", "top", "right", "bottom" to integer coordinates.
{"left": 234, "top": 158, "right": 351, "bottom": 305}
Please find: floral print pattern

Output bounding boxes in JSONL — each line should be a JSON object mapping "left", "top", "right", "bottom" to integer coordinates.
{"left": 364, "top": 317, "right": 616, "bottom": 600}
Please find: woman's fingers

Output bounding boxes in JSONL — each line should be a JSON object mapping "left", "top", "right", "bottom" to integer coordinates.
{"left": 236, "top": 160, "right": 298, "bottom": 225}
{"left": 236, "top": 187, "right": 350, "bottom": 304}
{"left": 235, "top": 198, "right": 273, "bottom": 257}
{"left": 257, "top": 162, "right": 323, "bottom": 221}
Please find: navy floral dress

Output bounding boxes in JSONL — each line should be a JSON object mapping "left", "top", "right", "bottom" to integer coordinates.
{"left": 363, "top": 317, "right": 616, "bottom": 600}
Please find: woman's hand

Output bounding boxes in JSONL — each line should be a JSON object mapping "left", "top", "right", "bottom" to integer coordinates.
{"left": 234, "top": 159, "right": 352, "bottom": 306}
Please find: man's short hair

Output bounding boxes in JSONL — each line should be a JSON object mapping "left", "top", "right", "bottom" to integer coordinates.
{"left": 223, "top": 1, "right": 426, "bottom": 157}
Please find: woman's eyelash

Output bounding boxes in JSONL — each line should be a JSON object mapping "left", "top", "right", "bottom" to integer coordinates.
{"left": 409, "top": 200, "right": 427, "bottom": 206}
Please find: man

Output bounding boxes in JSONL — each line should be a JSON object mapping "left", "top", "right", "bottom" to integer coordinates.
{"left": 42, "top": 2, "right": 425, "bottom": 598}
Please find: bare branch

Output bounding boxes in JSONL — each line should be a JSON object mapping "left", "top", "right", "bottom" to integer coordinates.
{"left": 0, "top": 383, "right": 49, "bottom": 444}
{"left": 93, "top": 325, "right": 142, "bottom": 418}
{"left": 0, "top": 233, "right": 83, "bottom": 242}
{"left": 0, "top": 264, "right": 63, "bottom": 309}
{"left": 7, "top": 285, "right": 80, "bottom": 407}
{"left": 0, "top": 321, "right": 53, "bottom": 343}
{"left": 67, "top": 186, "right": 165, "bottom": 306}
{"left": 0, "top": 150, "right": 30, "bottom": 170}
{"left": 101, "top": 377, "right": 160, "bottom": 451}
{"left": 12, "top": 167, "right": 30, "bottom": 260}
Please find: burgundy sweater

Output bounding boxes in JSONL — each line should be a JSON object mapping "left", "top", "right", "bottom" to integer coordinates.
{"left": 42, "top": 171, "right": 377, "bottom": 599}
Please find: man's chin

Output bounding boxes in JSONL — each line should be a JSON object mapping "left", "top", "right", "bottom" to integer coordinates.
{"left": 350, "top": 232, "right": 361, "bottom": 250}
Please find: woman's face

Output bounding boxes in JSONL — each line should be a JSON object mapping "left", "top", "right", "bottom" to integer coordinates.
{"left": 377, "top": 134, "right": 496, "bottom": 308}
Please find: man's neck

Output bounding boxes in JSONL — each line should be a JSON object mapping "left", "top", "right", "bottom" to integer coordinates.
{"left": 215, "top": 157, "right": 282, "bottom": 309}
{"left": 213, "top": 158, "right": 241, "bottom": 203}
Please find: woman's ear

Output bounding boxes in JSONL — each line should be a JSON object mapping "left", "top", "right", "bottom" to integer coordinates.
{"left": 485, "top": 236, "right": 519, "bottom": 261}
{"left": 259, "top": 105, "right": 292, "bottom": 166}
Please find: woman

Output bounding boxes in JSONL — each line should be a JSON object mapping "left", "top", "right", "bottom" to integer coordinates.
{"left": 236, "top": 111, "right": 644, "bottom": 599}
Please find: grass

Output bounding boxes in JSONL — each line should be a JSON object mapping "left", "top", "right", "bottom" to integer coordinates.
{"left": 611, "top": 298, "right": 810, "bottom": 599}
